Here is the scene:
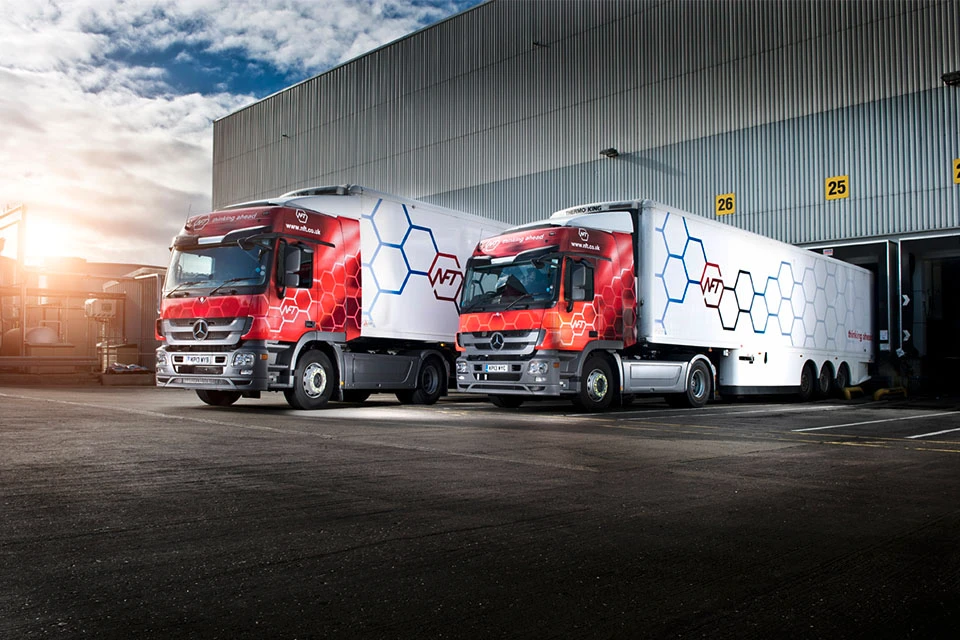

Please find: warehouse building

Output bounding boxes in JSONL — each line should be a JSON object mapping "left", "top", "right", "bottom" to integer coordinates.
{"left": 212, "top": 0, "right": 959, "bottom": 390}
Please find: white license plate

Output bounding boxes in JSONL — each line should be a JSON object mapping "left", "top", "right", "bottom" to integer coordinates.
{"left": 485, "top": 364, "right": 509, "bottom": 373}
{"left": 184, "top": 378, "right": 220, "bottom": 385}
{"left": 184, "top": 355, "right": 213, "bottom": 365}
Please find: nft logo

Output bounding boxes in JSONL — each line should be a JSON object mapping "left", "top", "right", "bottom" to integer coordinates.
{"left": 428, "top": 253, "right": 464, "bottom": 303}
{"left": 700, "top": 263, "right": 724, "bottom": 308}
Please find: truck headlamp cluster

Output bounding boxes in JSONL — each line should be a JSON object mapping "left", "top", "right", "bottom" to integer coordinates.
{"left": 456, "top": 361, "right": 469, "bottom": 374}
{"left": 156, "top": 351, "right": 168, "bottom": 366}
{"left": 232, "top": 352, "right": 256, "bottom": 368}
{"left": 527, "top": 361, "right": 548, "bottom": 375}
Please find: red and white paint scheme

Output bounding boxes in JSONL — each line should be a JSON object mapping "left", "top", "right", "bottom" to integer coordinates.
{"left": 156, "top": 185, "right": 507, "bottom": 409}
{"left": 456, "top": 199, "right": 874, "bottom": 411}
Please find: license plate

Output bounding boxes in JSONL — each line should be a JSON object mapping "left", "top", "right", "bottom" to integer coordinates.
{"left": 184, "top": 355, "right": 213, "bottom": 365}
{"left": 184, "top": 378, "right": 220, "bottom": 385}
{"left": 485, "top": 364, "right": 509, "bottom": 373}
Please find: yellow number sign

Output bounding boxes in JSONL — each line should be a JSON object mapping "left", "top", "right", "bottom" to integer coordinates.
{"left": 715, "top": 193, "right": 735, "bottom": 216}
{"left": 825, "top": 175, "right": 849, "bottom": 200}
{"left": 953, "top": 159, "right": 960, "bottom": 185}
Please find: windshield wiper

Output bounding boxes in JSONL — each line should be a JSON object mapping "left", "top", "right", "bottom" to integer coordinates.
{"left": 207, "top": 277, "right": 259, "bottom": 297}
{"left": 165, "top": 280, "right": 205, "bottom": 298}
{"left": 461, "top": 290, "right": 499, "bottom": 313}
{"left": 502, "top": 293, "right": 534, "bottom": 311}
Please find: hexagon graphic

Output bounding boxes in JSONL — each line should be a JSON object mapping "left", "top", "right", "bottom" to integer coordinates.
{"left": 660, "top": 213, "right": 690, "bottom": 256}
{"left": 700, "top": 263, "right": 724, "bottom": 308}
{"left": 763, "top": 277, "right": 783, "bottom": 317}
{"left": 368, "top": 201, "right": 412, "bottom": 245}
{"left": 663, "top": 255, "right": 690, "bottom": 301}
{"left": 734, "top": 271, "right": 755, "bottom": 313}
{"left": 777, "top": 262, "right": 795, "bottom": 300}
{"left": 814, "top": 320, "right": 827, "bottom": 349}
{"left": 370, "top": 245, "right": 410, "bottom": 293}
{"left": 683, "top": 238, "right": 707, "bottom": 287}
{"left": 428, "top": 253, "right": 464, "bottom": 303}
{"left": 814, "top": 287, "right": 828, "bottom": 319}
{"left": 404, "top": 227, "right": 439, "bottom": 273}
{"left": 750, "top": 293, "right": 769, "bottom": 332}
{"left": 802, "top": 267, "right": 818, "bottom": 301}
{"left": 718, "top": 287, "right": 740, "bottom": 330}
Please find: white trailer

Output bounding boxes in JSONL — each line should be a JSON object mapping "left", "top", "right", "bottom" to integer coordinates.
{"left": 455, "top": 199, "right": 874, "bottom": 410}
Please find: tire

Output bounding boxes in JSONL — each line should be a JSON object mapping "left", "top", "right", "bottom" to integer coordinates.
{"left": 665, "top": 359, "right": 712, "bottom": 409}
{"left": 835, "top": 363, "right": 851, "bottom": 395}
{"left": 816, "top": 363, "right": 832, "bottom": 398}
{"left": 572, "top": 355, "right": 614, "bottom": 412}
{"left": 284, "top": 350, "right": 336, "bottom": 410}
{"left": 196, "top": 389, "right": 241, "bottom": 406}
{"left": 490, "top": 394, "right": 524, "bottom": 408}
{"left": 798, "top": 361, "right": 817, "bottom": 402}
{"left": 341, "top": 390, "right": 371, "bottom": 403}
{"left": 397, "top": 357, "right": 444, "bottom": 405}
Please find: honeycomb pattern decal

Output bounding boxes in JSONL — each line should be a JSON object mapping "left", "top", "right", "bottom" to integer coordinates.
{"left": 161, "top": 211, "right": 362, "bottom": 343}
{"left": 459, "top": 230, "right": 637, "bottom": 350}
{"left": 361, "top": 198, "right": 463, "bottom": 324}
{"left": 655, "top": 212, "right": 869, "bottom": 349}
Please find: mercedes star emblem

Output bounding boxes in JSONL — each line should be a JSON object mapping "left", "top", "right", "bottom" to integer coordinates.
{"left": 490, "top": 332, "right": 505, "bottom": 350}
{"left": 193, "top": 319, "right": 210, "bottom": 341}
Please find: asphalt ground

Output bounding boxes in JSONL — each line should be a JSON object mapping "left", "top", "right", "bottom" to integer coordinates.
{"left": 1, "top": 387, "right": 959, "bottom": 639}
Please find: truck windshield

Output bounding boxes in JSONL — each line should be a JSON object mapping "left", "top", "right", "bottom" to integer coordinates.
{"left": 164, "top": 241, "right": 273, "bottom": 297}
{"left": 460, "top": 255, "right": 561, "bottom": 312}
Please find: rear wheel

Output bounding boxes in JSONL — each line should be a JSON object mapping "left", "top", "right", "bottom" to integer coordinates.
{"left": 490, "top": 394, "right": 524, "bottom": 408}
{"left": 835, "top": 363, "right": 851, "bottom": 395}
{"left": 572, "top": 355, "right": 614, "bottom": 412}
{"left": 798, "top": 361, "right": 817, "bottom": 402}
{"left": 665, "top": 359, "right": 712, "bottom": 408}
{"left": 284, "top": 351, "right": 335, "bottom": 409}
{"left": 196, "top": 390, "right": 241, "bottom": 406}
{"left": 397, "top": 357, "right": 444, "bottom": 405}
{"left": 816, "top": 363, "right": 832, "bottom": 398}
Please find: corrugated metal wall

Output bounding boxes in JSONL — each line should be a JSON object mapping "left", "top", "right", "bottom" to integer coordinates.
{"left": 213, "top": 0, "right": 960, "bottom": 245}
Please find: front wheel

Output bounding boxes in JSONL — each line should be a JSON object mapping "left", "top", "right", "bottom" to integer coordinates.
{"left": 572, "top": 355, "right": 614, "bottom": 412}
{"left": 284, "top": 351, "right": 336, "bottom": 410}
{"left": 196, "top": 390, "right": 241, "bottom": 406}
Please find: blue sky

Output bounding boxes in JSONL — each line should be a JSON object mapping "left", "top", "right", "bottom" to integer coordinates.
{"left": 0, "top": 0, "right": 484, "bottom": 266}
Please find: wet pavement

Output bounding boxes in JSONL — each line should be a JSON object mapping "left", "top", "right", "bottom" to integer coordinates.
{"left": 2, "top": 387, "right": 958, "bottom": 638}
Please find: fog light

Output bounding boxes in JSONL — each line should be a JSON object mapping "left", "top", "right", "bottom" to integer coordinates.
{"left": 233, "top": 352, "right": 256, "bottom": 367}
{"left": 527, "top": 361, "right": 548, "bottom": 375}
{"left": 240, "top": 369, "right": 253, "bottom": 376}
{"left": 456, "top": 361, "right": 469, "bottom": 374}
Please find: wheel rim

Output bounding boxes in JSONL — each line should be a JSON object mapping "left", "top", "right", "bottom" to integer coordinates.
{"left": 421, "top": 364, "right": 440, "bottom": 395}
{"left": 302, "top": 362, "right": 327, "bottom": 398}
{"left": 690, "top": 367, "right": 707, "bottom": 400}
{"left": 586, "top": 368, "right": 609, "bottom": 403}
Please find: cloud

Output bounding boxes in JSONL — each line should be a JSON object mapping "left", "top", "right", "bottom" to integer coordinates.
{"left": 0, "top": 0, "right": 482, "bottom": 266}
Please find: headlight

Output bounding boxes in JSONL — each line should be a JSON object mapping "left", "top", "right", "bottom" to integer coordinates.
{"left": 232, "top": 352, "right": 256, "bottom": 367}
{"left": 156, "top": 351, "right": 167, "bottom": 365}
{"left": 527, "top": 361, "right": 548, "bottom": 375}
{"left": 456, "top": 361, "right": 469, "bottom": 374}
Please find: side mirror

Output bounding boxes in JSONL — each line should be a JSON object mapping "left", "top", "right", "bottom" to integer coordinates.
{"left": 563, "top": 259, "right": 591, "bottom": 312}
{"left": 277, "top": 244, "right": 301, "bottom": 291}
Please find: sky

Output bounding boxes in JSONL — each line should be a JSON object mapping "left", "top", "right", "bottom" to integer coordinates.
{"left": 0, "top": 0, "right": 484, "bottom": 268}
